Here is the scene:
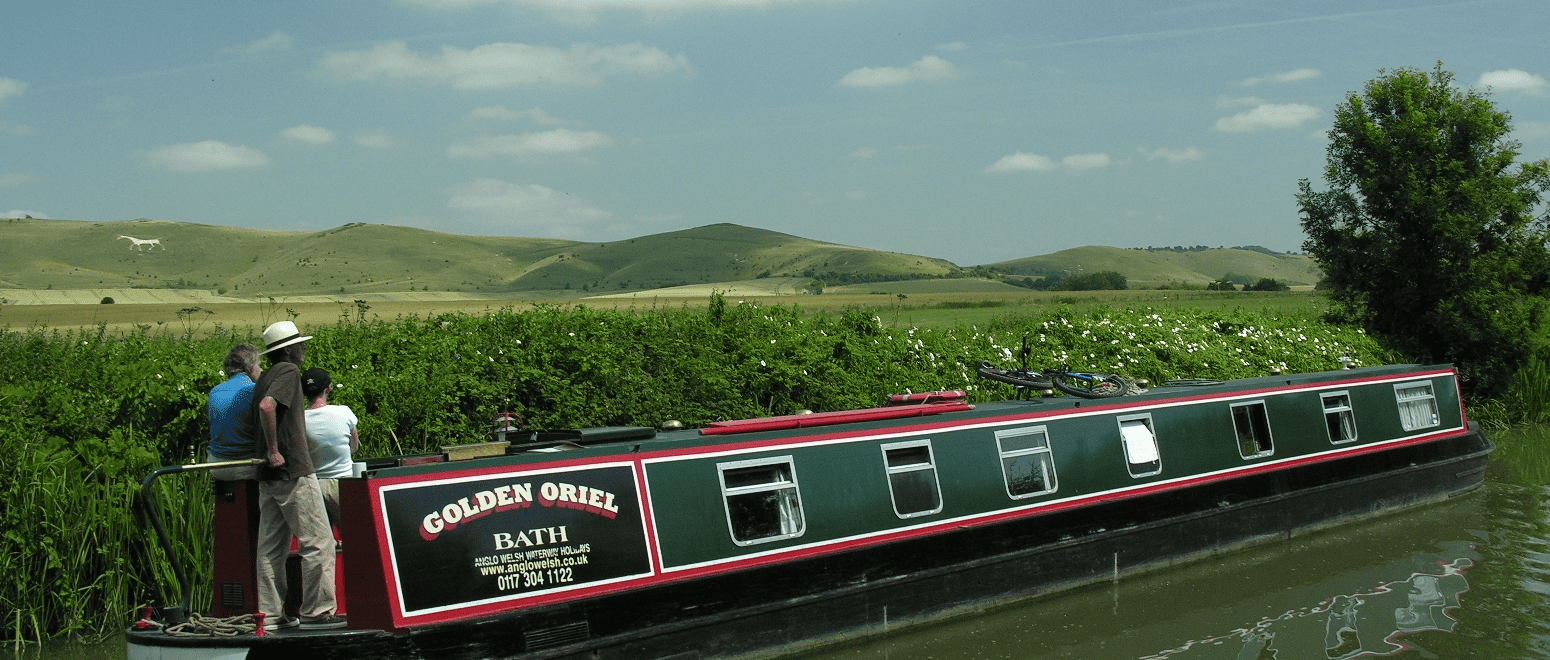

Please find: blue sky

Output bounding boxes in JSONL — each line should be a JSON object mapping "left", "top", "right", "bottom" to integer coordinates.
{"left": 2, "top": 0, "right": 1546, "bottom": 266}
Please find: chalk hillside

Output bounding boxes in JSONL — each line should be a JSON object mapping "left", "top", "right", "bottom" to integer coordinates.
{"left": 0, "top": 217, "right": 1316, "bottom": 299}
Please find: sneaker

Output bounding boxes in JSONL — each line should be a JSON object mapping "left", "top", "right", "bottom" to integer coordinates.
{"left": 299, "top": 613, "right": 347, "bottom": 630}
{"left": 263, "top": 616, "right": 300, "bottom": 631}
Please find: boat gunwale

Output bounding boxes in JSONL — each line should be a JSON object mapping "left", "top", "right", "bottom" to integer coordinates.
{"left": 358, "top": 365, "right": 1467, "bottom": 629}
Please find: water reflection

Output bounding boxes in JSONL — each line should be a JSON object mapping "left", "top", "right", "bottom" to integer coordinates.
{"left": 1142, "top": 558, "right": 1471, "bottom": 660}
{"left": 806, "top": 424, "right": 1550, "bottom": 660}
{"left": 9, "top": 427, "right": 1550, "bottom": 660}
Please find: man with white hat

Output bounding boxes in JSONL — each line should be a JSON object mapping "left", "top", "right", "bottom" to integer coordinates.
{"left": 242, "top": 321, "right": 346, "bottom": 630}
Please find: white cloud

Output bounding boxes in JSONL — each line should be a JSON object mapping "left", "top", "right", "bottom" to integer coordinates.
{"left": 1217, "top": 95, "right": 1266, "bottom": 109}
{"left": 1241, "top": 68, "right": 1320, "bottom": 86}
{"left": 1062, "top": 153, "right": 1110, "bottom": 170}
{"left": 281, "top": 125, "right": 336, "bottom": 144}
{"left": 468, "top": 106, "right": 573, "bottom": 125}
{"left": 936, "top": 42, "right": 969, "bottom": 52}
{"left": 319, "top": 41, "right": 691, "bottom": 90}
{"left": 404, "top": 0, "right": 841, "bottom": 23}
{"left": 1519, "top": 121, "right": 1550, "bottom": 139}
{"left": 836, "top": 55, "right": 959, "bottom": 88}
{"left": 353, "top": 132, "right": 392, "bottom": 148}
{"left": 851, "top": 146, "right": 879, "bottom": 159}
{"left": 1478, "top": 69, "right": 1548, "bottom": 95}
{"left": 0, "top": 78, "right": 26, "bottom": 102}
{"left": 448, "top": 129, "right": 612, "bottom": 158}
{"left": 985, "top": 152, "right": 1056, "bottom": 173}
{"left": 1214, "top": 103, "right": 1322, "bottom": 133}
{"left": 412, "top": 0, "right": 823, "bottom": 6}
{"left": 0, "top": 172, "right": 39, "bottom": 188}
{"left": 447, "top": 178, "right": 611, "bottom": 236}
{"left": 4, "top": 209, "right": 48, "bottom": 219}
{"left": 985, "top": 151, "right": 1113, "bottom": 173}
{"left": 228, "top": 31, "right": 292, "bottom": 57}
{"left": 144, "top": 141, "right": 269, "bottom": 171}
{"left": 1139, "top": 146, "right": 1204, "bottom": 163}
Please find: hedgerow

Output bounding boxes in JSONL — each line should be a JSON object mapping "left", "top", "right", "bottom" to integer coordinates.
{"left": 0, "top": 298, "right": 1385, "bottom": 642}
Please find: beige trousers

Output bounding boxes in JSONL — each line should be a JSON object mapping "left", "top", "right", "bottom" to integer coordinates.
{"left": 256, "top": 475, "right": 336, "bottom": 619}
{"left": 318, "top": 477, "right": 341, "bottom": 528}
{"left": 204, "top": 451, "right": 258, "bottom": 481}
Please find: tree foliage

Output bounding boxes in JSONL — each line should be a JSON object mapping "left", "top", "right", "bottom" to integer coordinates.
{"left": 1247, "top": 278, "right": 1290, "bottom": 292}
{"left": 1297, "top": 64, "right": 1550, "bottom": 396}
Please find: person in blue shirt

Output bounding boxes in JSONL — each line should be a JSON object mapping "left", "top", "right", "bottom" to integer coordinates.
{"left": 206, "top": 343, "right": 260, "bottom": 480}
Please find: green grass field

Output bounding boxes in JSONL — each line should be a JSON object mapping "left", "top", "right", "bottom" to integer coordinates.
{"left": 0, "top": 286, "right": 1330, "bottom": 336}
{"left": 2, "top": 218, "right": 1318, "bottom": 299}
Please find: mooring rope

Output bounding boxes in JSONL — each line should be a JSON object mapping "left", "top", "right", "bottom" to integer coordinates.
{"left": 161, "top": 613, "right": 259, "bottom": 637}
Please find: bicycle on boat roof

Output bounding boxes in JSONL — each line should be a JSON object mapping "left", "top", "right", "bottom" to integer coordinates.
{"left": 976, "top": 335, "right": 1129, "bottom": 399}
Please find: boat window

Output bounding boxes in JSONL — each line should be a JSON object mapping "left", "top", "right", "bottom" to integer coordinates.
{"left": 1117, "top": 414, "right": 1162, "bottom": 478}
{"left": 718, "top": 456, "right": 805, "bottom": 546}
{"left": 1394, "top": 381, "right": 1440, "bottom": 432}
{"left": 996, "top": 426, "right": 1058, "bottom": 499}
{"left": 880, "top": 440, "right": 943, "bottom": 518}
{"left": 1322, "top": 391, "right": 1358, "bottom": 444}
{"left": 1230, "top": 401, "right": 1274, "bottom": 458}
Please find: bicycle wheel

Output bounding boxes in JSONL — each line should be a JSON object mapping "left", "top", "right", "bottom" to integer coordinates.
{"left": 976, "top": 361, "right": 1053, "bottom": 389}
{"left": 1051, "top": 372, "right": 1128, "bottom": 398}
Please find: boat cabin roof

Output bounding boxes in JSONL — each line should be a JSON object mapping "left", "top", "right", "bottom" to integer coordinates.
{"left": 365, "top": 364, "right": 1445, "bottom": 479}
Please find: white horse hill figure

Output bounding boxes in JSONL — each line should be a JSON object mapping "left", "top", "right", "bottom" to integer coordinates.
{"left": 118, "top": 235, "right": 165, "bottom": 251}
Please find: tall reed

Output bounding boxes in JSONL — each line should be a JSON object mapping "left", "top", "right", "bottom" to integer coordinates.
{"left": 0, "top": 304, "right": 1389, "bottom": 643}
{"left": 1504, "top": 356, "right": 1550, "bottom": 424}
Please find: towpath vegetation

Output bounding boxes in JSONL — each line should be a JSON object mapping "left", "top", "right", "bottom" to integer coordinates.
{"left": 0, "top": 298, "right": 1386, "bottom": 644}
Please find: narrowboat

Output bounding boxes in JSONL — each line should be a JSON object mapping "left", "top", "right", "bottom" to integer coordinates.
{"left": 127, "top": 363, "right": 1491, "bottom": 660}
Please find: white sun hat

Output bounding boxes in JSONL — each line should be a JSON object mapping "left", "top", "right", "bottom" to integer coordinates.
{"left": 261, "top": 321, "right": 312, "bottom": 354}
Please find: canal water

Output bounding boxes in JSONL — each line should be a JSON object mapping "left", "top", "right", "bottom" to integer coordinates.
{"left": 804, "top": 423, "right": 1550, "bottom": 660}
{"left": 10, "top": 425, "right": 1550, "bottom": 660}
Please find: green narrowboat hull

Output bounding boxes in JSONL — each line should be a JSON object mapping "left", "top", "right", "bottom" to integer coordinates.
{"left": 128, "top": 364, "right": 1490, "bottom": 660}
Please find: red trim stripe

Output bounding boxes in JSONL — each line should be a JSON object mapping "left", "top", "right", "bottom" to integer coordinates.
{"left": 364, "top": 367, "right": 1464, "bottom": 628}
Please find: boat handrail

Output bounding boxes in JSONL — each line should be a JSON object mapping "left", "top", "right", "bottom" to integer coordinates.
{"left": 138, "top": 458, "right": 264, "bottom": 625}
{"left": 700, "top": 401, "right": 973, "bottom": 436}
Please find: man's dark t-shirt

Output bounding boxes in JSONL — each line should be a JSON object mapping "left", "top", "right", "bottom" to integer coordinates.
{"left": 242, "top": 361, "right": 314, "bottom": 480}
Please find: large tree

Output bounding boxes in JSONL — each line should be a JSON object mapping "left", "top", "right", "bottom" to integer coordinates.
{"left": 1297, "top": 64, "right": 1550, "bottom": 397}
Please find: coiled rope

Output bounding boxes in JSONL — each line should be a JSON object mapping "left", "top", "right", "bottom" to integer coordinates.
{"left": 162, "top": 613, "right": 260, "bottom": 637}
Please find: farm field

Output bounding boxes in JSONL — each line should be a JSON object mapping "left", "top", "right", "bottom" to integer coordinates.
{"left": 0, "top": 284, "right": 1327, "bottom": 334}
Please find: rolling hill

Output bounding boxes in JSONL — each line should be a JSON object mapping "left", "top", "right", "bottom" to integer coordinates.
{"left": 984, "top": 246, "right": 1321, "bottom": 287}
{"left": 0, "top": 218, "right": 957, "bottom": 296}
{"left": 0, "top": 217, "right": 1318, "bottom": 298}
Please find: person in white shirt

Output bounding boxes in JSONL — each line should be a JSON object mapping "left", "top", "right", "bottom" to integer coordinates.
{"left": 301, "top": 367, "right": 358, "bottom": 527}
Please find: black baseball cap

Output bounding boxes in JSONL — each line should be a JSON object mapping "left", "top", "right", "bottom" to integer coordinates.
{"left": 302, "top": 367, "right": 332, "bottom": 399}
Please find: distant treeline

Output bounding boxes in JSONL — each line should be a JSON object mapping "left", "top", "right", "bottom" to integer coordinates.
{"left": 1129, "top": 245, "right": 1300, "bottom": 257}
{"left": 799, "top": 270, "right": 958, "bottom": 286}
{"left": 960, "top": 265, "right": 1128, "bottom": 291}
{"left": 1005, "top": 271, "right": 1129, "bottom": 291}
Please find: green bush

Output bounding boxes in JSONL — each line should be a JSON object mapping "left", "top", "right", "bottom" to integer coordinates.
{"left": 0, "top": 301, "right": 1387, "bottom": 642}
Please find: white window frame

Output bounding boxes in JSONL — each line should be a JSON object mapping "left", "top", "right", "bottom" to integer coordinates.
{"left": 995, "top": 426, "right": 1058, "bottom": 499}
{"left": 1117, "top": 413, "right": 1162, "bottom": 478}
{"left": 1230, "top": 400, "right": 1275, "bottom": 459}
{"left": 1321, "top": 391, "right": 1358, "bottom": 444}
{"left": 879, "top": 439, "right": 944, "bottom": 519}
{"left": 1393, "top": 380, "right": 1440, "bottom": 432}
{"left": 717, "top": 455, "right": 805, "bottom": 546}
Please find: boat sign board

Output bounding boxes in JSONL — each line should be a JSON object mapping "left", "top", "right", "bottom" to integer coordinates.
{"left": 375, "top": 461, "right": 654, "bottom": 621}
